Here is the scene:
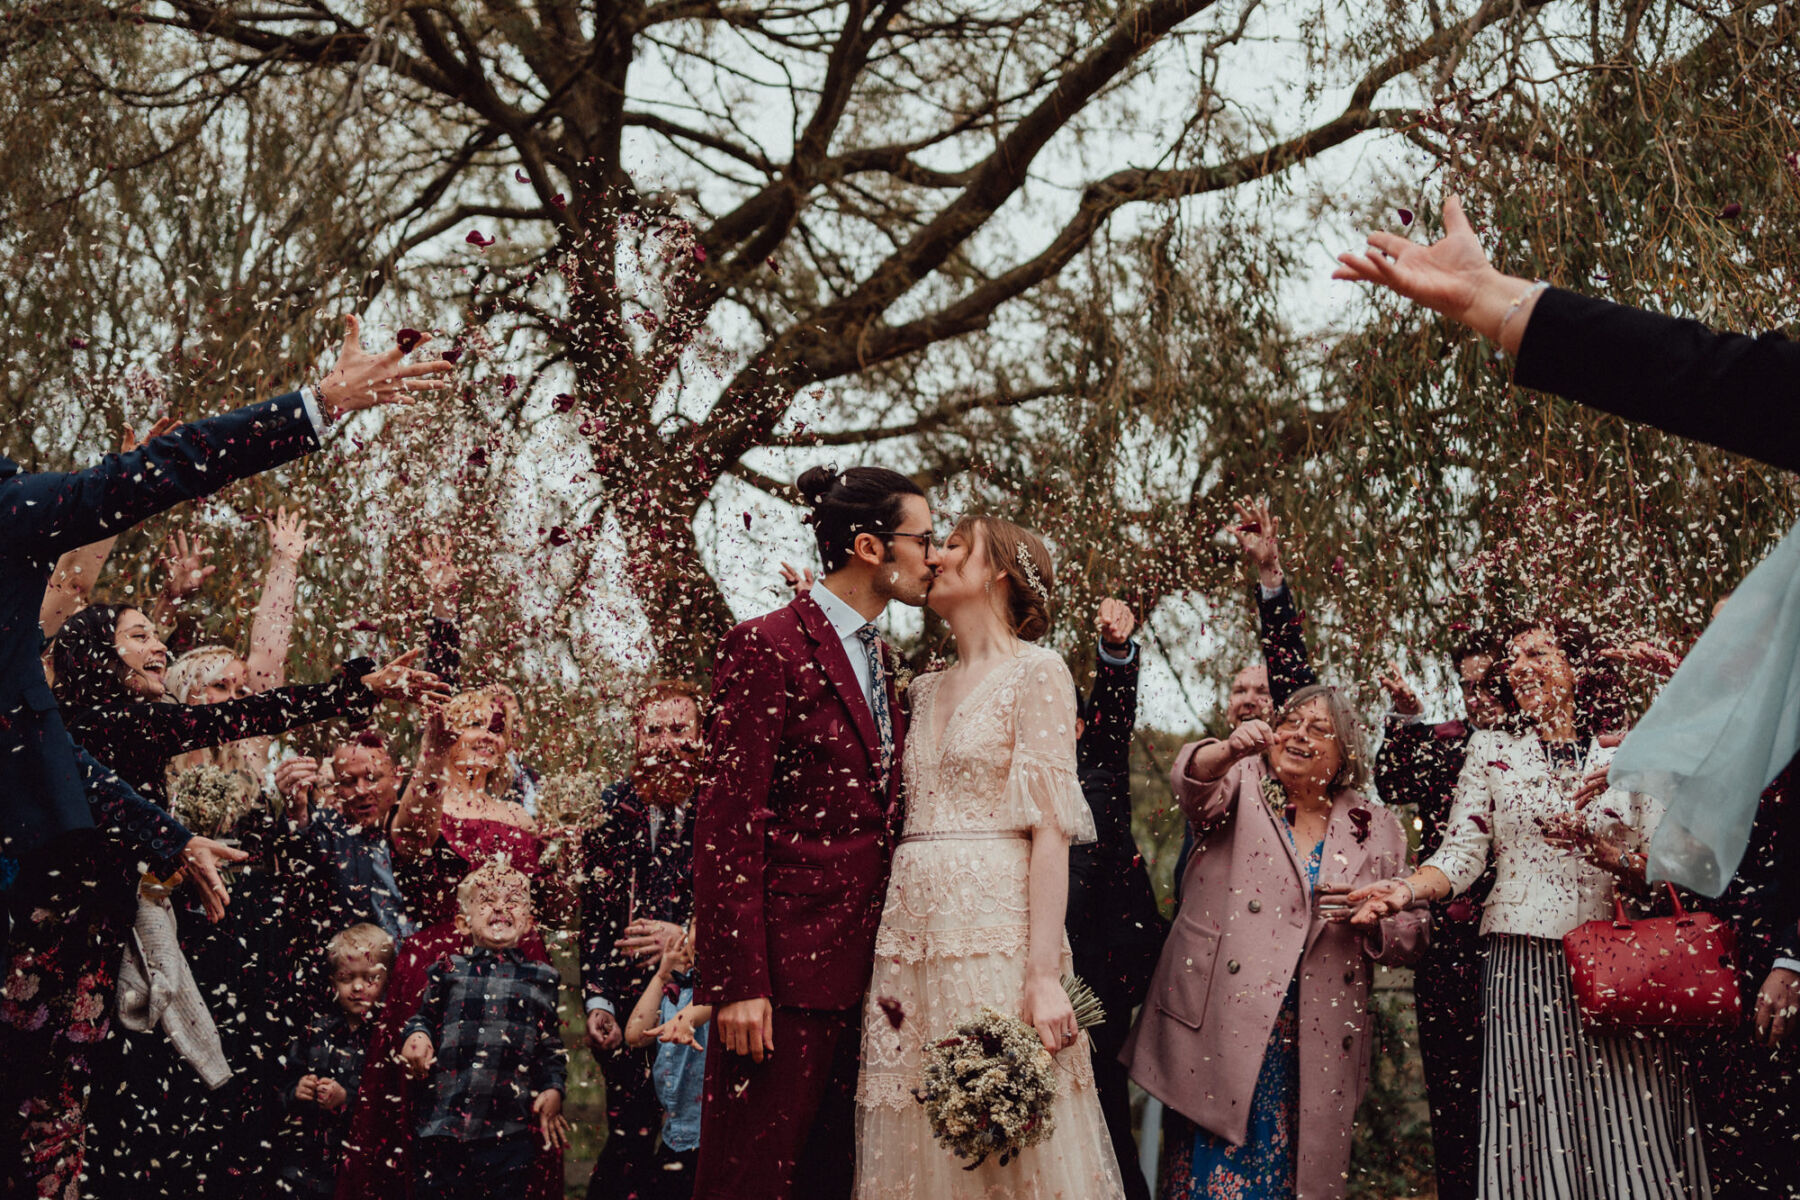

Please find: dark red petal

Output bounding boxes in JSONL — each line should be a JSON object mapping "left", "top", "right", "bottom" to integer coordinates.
{"left": 442, "top": 346, "right": 464, "bottom": 364}
{"left": 546, "top": 526, "right": 572, "bottom": 547}
{"left": 1330, "top": 554, "right": 1347, "bottom": 576}
{"left": 1398, "top": 207, "right": 1414, "bottom": 226}
{"left": 1720, "top": 202, "right": 1742, "bottom": 219}
{"left": 67, "top": 336, "right": 88, "bottom": 349}
{"left": 743, "top": 512, "right": 753, "bottom": 531}
{"left": 878, "top": 995, "right": 905, "bottom": 1030}
{"left": 502, "top": 374, "right": 518, "bottom": 396}
{"left": 515, "top": 169, "right": 529, "bottom": 183}
{"left": 395, "top": 328, "right": 424, "bottom": 354}
{"left": 552, "top": 392, "right": 577, "bottom": 413}
{"left": 467, "top": 446, "right": 489, "bottom": 468}
{"left": 465, "top": 229, "right": 495, "bottom": 248}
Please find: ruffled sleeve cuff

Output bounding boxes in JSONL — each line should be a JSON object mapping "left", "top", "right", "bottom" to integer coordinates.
{"left": 1003, "top": 754, "right": 1098, "bottom": 844}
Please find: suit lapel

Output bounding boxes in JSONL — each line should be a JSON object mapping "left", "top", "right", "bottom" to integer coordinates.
{"left": 792, "top": 595, "right": 880, "bottom": 770}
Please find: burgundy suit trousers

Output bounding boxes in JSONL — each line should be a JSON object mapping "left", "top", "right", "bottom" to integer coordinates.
{"left": 692, "top": 1005, "right": 860, "bottom": 1200}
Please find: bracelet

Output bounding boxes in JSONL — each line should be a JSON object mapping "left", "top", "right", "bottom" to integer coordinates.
{"left": 1493, "top": 279, "right": 1549, "bottom": 350}
{"left": 1394, "top": 877, "right": 1418, "bottom": 908}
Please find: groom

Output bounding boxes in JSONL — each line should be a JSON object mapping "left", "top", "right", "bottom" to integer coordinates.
{"left": 692, "top": 465, "right": 937, "bottom": 1200}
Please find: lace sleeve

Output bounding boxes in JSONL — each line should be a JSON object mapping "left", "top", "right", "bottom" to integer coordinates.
{"left": 1001, "top": 652, "right": 1097, "bottom": 843}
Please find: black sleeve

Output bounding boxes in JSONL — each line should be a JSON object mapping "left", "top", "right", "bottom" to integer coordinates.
{"left": 1374, "top": 717, "right": 1434, "bottom": 809}
{"left": 77, "top": 746, "right": 191, "bottom": 866}
{"left": 1514, "top": 288, "right": 1800, "bottom": 474}
{"left": 1257, "top": 583, "right": 1317, "bottom": 709}
{"left": 73, "top": 658, "right": 377, "bottom": 765}
{"left": 1083, "top": 649, "right": 1139, "bottom": 781}
{"left": 426, "top": 617, "right": 461, "bottom": 688}
{"left": 577, "top": 796, "right": 641, "bottom": 1013}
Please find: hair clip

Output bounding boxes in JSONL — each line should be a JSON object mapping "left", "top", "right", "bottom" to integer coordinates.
{"left": 1014, "top": 550, "right": 1051, "bottom": 604}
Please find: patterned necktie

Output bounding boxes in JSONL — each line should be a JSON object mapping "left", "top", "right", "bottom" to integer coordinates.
{"left": 855, "top": 623, "right": 895, "bottom": 790}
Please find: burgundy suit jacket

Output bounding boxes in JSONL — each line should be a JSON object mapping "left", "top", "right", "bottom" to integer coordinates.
{"left": 693, "top": 594, "right": 907, "bottom": 1012}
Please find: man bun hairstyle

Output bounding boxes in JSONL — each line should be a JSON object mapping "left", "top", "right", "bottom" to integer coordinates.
{"left": 956, "top": 515, "right": 1055, "bottom": 642}
{"left": 795, "top": 464, "right": 927, "bottom": 573}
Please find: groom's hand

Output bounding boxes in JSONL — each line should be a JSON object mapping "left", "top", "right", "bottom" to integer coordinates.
{"left": 718, "top": 997, "right": 775, "bottom": 1063}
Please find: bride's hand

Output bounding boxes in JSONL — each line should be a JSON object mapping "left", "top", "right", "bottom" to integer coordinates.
{"left": 1022, "top": 973, "right": 1078, "bottom": 1054}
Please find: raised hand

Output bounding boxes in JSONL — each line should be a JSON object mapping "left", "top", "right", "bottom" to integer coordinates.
{"left": 360, "top": 648, "right": 450, "bottom": 705}
{"left": 159, "top": 530, "right": 215, "bottom": 602}
{"left": 1230, "top": 498, "right": 1283, "bottom": 590}
{"left": 121, "top": 416, "right": 180, "bottom": 454}
{"left": 1095, "top": 598, "right": 1136, "bottom": 647}
{"left": 264, "top": 507, "right": 316, "bottom": 563}
{"left": 316, "top": 314, "right": 456, "bottom": 416}
{"left": 418, "top": 533, "right": 463, "bottom": 599}
{"left": 779, "top": 561, "right": 816, "bottom": 596}
{"left": 1378, "top": 660, "right": 1423, "bottom": 717}
{"left": 1600, "top": 640, "right": 1682, "bottom": 678}
{"left": 274, "top": 756, "right": 320, "bottom": 824}
{"left": 1225, "top": 718, "right": 1274, "bottom": 763}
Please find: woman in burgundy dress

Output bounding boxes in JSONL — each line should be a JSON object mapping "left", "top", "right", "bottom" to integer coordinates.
{"left": 337, "top": 686, "right": 565, "bottom": 1200}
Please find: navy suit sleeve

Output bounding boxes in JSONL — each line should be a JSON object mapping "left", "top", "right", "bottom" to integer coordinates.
{"left": 1514, "top": 288, "right": 1800, "bottom": 474}
{"left": 77, "top": 746, "right": 191, "bottom": 867}
{"left": 577, "top": 808, "right": 640, "bottom": 1013}
{"left": 1257, "top": 583, "right": 1317, "bottom": 709}
{"left": 0, "top": 393, "right": 319, "bottom": 560}
{"left": 1081, "top": 648, "right": 1139, "bottom": 781}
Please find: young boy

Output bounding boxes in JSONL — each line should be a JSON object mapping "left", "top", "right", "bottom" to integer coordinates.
{"left": 400, "top": 861, "right": 569, "bottom": 1199}
{"left": 274, "top": 922, "right": 395, "bottom": 1198}
{"left": 624, "top": 926, "right": 713, "bottom": 1199}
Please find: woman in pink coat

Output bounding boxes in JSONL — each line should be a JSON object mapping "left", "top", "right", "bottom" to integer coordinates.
{"left": 1123, "top": 683, "right": 1427, "bottom": 1200}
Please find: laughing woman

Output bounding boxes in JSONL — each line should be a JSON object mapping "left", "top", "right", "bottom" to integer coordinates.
{"left": 1123, "top": 684, "right": 1424, "bottom": 1200}
{"left": 1347, "top": 622, "right": 1712, "bottom": 1200}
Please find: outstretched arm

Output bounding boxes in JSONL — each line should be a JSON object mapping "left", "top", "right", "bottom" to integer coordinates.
{"left": 245, "top": 508, "right": 315, "bottom": 692}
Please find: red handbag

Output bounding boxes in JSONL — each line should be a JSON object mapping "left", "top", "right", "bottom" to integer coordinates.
{"left": 1562, "top": 883, "right": 1742, "bottom": 1032}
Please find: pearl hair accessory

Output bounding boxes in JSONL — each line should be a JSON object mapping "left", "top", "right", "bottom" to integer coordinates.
{"left": 1013, "top": 547, "right": 1050, "bottom": 604}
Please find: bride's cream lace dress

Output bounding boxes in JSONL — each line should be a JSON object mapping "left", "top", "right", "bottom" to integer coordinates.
{"left": 853, "top": 643, "right": 1126, "bottom": 1200}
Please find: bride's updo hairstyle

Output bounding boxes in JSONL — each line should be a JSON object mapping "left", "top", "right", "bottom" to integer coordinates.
{"left": 795, "top": 464, "right": 928, "bottom": 572}
{"left": 955, "top": 515, "right": 1055, "bottom": 642}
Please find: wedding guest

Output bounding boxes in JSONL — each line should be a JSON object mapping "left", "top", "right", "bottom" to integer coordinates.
{"left": 1347, "top": 620, "right": 1711, "bottom": 1199}
{"left": 623, "top": 925, "right": 712, "bottom": 1200}
{"left": 579, "top": 680, "right": 703, "bottom": 1200}
{"left": 51, "top": 605, "right": 444, "bottom": 1199}
{"left": 400, "top": 861, "right": 569, "bottom": 1200}
{"left": 1068, "top": 597, "right": 1165, "bottom": 1200}
{"left": 273, "top": 923, "right": 395, "bottom": 1198}
{"left": 1124, "top": 684, "right": 1424, "bottom": 1200}
{"left": 1372, "top": 633, "right": 1504, "bottom": 1200}
{"left": 339, "top": 687, "right": 565, "bottom": 1200}
{"left": 0, "top": 317, "right": 450, "bottom": 1198}
{"left": 276, "top": 731, "right": 414, "bottom": 943}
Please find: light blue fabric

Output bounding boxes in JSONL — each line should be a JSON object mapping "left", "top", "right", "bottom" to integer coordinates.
{"left": 1610, "top": 520, "right": 1800, "bottom": 896}
{"left": 653, "top": 985, "right": 707, "bottom": 1153}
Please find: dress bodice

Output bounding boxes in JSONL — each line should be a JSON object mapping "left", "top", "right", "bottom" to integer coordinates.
{"left": 441, "top": 811, "right": 543, "bottom": 876}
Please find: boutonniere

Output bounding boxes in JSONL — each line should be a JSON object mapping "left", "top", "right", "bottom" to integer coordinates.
{"left": 1259, "top": 775, "right": 1293, "bottom": 824}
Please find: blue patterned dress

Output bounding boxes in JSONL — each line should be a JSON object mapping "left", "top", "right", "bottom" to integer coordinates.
{"left": 1158, "top": 833, "right": 1324, "bottom": 1200}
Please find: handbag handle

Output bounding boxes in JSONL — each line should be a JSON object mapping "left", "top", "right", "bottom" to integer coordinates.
{"left": 1611, "top": 881, "right": 1686, "bottom": 926}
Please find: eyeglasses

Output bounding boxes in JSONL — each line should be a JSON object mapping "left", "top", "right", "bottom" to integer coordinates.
{"left": 876, "top": 530, "right": 938, "bottom": 550}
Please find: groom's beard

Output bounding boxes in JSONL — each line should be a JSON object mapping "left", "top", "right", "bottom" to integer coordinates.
{"left": 632, "top": 745, "right": 699, "bottom": 809}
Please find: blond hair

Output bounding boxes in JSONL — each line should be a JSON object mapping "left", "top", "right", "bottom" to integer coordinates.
{"left": 953, "top": 515, "right": 1055, "bottom": 642}
{"left": 165, "top": 645, "right": 242, "bottom": 706}
{"left": 326, "top": 923, "right": 396, "bottom": 971}
{"left": 455, "top": 860, "right": 534, "bottom": 916}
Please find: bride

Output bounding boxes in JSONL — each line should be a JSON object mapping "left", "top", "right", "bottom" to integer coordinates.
{"left": 853, "top": 515, "right": 1126, "bottom": 1199}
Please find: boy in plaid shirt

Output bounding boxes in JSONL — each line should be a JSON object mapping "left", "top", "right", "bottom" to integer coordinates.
{"left": 400, "top": 862, "right": 569, "bottom": 1199}
{"left": 274, "top": 922, "right": 395, "bottom": 1198}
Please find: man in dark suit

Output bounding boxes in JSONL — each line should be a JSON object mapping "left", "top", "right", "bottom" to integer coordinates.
{"left": 0, "top": 316, "right": 449, "bottom": 1197}
{"left": 1372, "top": 635, "right": 1503, "bottom": 1200}
{"left": 692, "top": 464, "right": 936, "bottom": 1200}
{"left": 580, "top": 680, "right": 704, "bottom": 1200}
{"left": 1066, "top": 598, "right": 1164, "bottom": 1200}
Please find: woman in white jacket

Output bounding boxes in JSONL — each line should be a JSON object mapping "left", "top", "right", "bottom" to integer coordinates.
{"left": 1348, "top": 622, "right": 1710, "bottom": 1200}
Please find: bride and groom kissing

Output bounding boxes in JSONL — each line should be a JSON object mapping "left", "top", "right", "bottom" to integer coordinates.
{"left": 690, "top": 465, "right": 1126, "bottom": 1200}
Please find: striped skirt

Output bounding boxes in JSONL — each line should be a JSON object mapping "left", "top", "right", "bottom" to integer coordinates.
{"left": 1479, "top": 934, "right": 1711, "bottom": 1200}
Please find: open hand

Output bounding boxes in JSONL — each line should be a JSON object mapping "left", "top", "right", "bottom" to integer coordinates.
{"left": 419, "top": 533, "right": 463, "bottom": 598}
{"left": 533, "top": 1090, "right": 570, "bottom": 1151}
{"left": 616, "top": 918, "right": 685, "bottom": 964}
{"left": 1754, "top": 967, "right": 1799, "bottom": 1048}
{"left": 1570, "top": 763, "right": 1612, "bottom": 809}
{"left": 1333, "top": 195, "right": 1495, "bottom": 326}
{"left": 1230, "top": 499, "right": 1283, "bottom": 589}
{"left": 1342, "top": 878, "right": 1413, "bottom": 927}
{"left": 159, "top": 530, "right": 215, "bottom": 601}
{"left": 274, "top": 756, "right": 320, "bottom": 824}
{"left": 1601, "top": 640, "right": 1681, "bottom": 678}
{"left": 316, "top": 314, "right": 456, "bottom": 415}
{"left": 121, "top": 416, "right": 180, "bottom": 454}
{"left": 264, "top": 507, "right": 316, "bottom": 563}
{"left": 649, "top": 1005, "right": 704, "bottom": 1049}
{"left": 1378, "top": 660, "right": 1422, "bottom": 717}
{"left": 181, "top": 836, "right": 250, "bottom": 923}
{"left": 360, "top": 648, "right": 450, "bottom": 705}
{"left": 779, "top": 562, "right": 816, "bottom": 596}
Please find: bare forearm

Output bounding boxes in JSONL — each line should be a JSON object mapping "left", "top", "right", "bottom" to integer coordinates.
{"left": 246, "top": 553, "right": 302, "bottom": 691}
{"left": 1460, "top": 266, "right": 1543, "bottom": 354}
{"left": 391, "top": 767, "right": 447, "bottom": 859}
{"left": 1401, "top": 864, "right": 1453, "bottom": 903}
{"left": 1026, "top": 828, "right": 1070, "bottom": 981}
